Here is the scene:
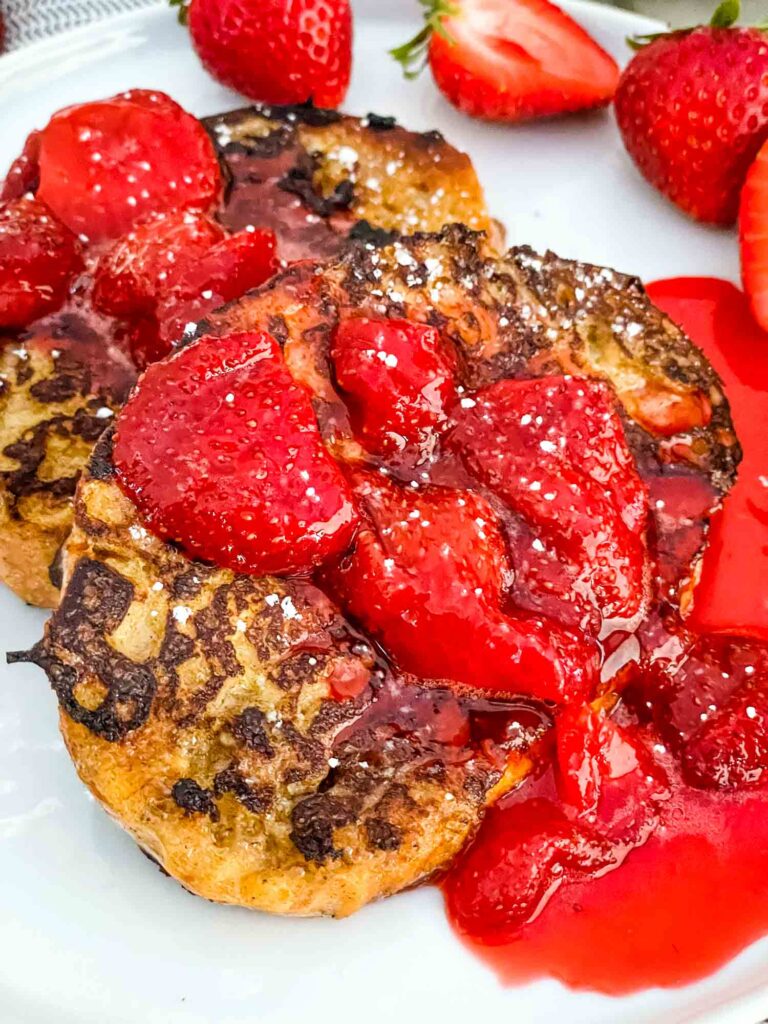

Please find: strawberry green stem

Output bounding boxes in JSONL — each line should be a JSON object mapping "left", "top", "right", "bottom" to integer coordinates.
{"left": 390, "top": 0, "right": 459, "bottom": 80}
{"left": 168, "top": 0, "right": 189, "bottom": 26}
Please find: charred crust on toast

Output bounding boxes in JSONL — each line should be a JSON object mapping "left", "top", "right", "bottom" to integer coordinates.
{"left": 290, "top": 793, "right": 357, "bottom": 863}
{"left": 347, "top": 220, "right": 400, "bottom": 247}
{"left": 29, "top": 558, "right": 157, "bottom": 740}
{"left": 231, "top": 707, "right": 275, "bottom": 758}
{"left": 365, "top": 113, "right": 397, "bottom": 131}
{"left": 278, "top": 156, "right": 356, "bottom": 216}
{"left": 87, "top": 427, "right": 117, "bottom": 482}
{"left": 172, "top": 778, "right": 219, "bottom": 821}
{"left": 365, "top": 817, "right": 403, "bottom": 852}
{"left": 213, "top": 768, "right": 275, "bottom": 813}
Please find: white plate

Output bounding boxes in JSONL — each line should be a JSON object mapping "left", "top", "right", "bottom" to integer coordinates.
{"left": 0, "top": 2, "right": 762, "bottom": 1023}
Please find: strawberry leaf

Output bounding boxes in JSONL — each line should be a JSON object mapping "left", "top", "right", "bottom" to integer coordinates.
{"left": 390, "top": 0, "right": 459, "bottom": 80}
{"left": 710, "top": 0, "right": 740, "bottom": 27}
{"left": 627, "top": 0, "right": 742, "bottom": 51}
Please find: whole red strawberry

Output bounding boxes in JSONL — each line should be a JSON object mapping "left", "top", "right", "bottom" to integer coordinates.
{"left": 615, "top": 0, "right": 768, "bottom": 225}
{"left": 174, "top": 0, "right": 352, "bottom": 108}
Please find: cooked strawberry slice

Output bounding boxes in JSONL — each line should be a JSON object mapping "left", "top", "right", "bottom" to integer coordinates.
{"left": 740, "top": 138, "right": 768, "bottom": 330}
{"left": 445, "top": 724, "right": 667, "bottom": 943}
{"left": 35, "top": 90, "right": 222, "bottom": 242}
{"left": 393, "top": 0, "right": 619, "bottom": 123}
{"left": 630, "top": 623, "right": 768, "bottom": 790}
{"left": 156, "top": 227, "right": 279, "bottom": 353}
{"left": 331, "top": 317, "right": 457, "bottom": 455}
{"left": 113, "top": 330, "right": 358, "bottom": 575}
{"left": 449, "top": 376, "right": 649, "bottom": 620}
{"left": 683, "top": 677, "right": 768, "bottom": 790}
{"left": 1, "top": 130, "right": 41, "bottom": 201}
{"left": 323, "top": 469, "right": 597, "bottom": 704}
{"left": 444, "top": 798, "right": 617, "bottom": 942}
{"left": 0, "top": 196, "right": 83, "bottom": 329}
{"left": 92, "top": 209, "right": 225, "bottom": 318}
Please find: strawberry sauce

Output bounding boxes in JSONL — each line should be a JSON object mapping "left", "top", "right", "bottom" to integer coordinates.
{"left": 441, "top": 278, "right": 768, "bottom": 993}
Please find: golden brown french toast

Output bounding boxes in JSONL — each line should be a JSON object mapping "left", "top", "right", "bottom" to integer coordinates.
{"left": 17, "top": 228, "right": 738, "bottom": 916}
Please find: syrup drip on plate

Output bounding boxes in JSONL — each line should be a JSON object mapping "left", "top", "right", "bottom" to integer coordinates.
{"left": 441, "top": 278, "right": 768, "bottom": 993}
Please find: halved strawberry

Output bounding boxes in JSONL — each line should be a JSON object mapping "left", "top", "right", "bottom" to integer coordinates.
{"left": 392, "top": 0, "right": 619, "bottom": 122}
{"left": 34, "top": 90, "right": 222, "bottom": 242}
{"left": 323, "top": 469, "right": 597, "bottom": 704}
{"left": 331, "top": 317, "right": 457, "bottom": 455}
{"left": 156, "top": 227, "right": 279, "bottom": 353}
{"left": 113, "top": 330, "right": 358, "bottom": 575}
{"left": 0, "top": 196, "right": 83, "bottom": 329}
{"left": 92, "top": 209, "right": 226, "bottom": 319}
{"left": 448, "top": 376, "right": 649, "bottom": 620}
{"left": 1, "top": 130, "right": 41, "bottom": 201}
{"left": 740, "top": 138, "right": 768, "bottom": 330}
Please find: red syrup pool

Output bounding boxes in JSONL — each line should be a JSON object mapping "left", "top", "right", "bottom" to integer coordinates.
{"left": 440, "top": 278, "right": 768, "bottom": 994}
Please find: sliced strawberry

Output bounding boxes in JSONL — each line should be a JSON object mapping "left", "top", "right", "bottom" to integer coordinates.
{"left": 1, "top": 130, "right": 41, "bottom": 201}
{"left": 323, "top": 469, "right": 597, "bottom": 704}
{"left": 35, "top": 90, "right": 222, "bottom": 242}
{"left": 449, "top": 376, "right": 649, "bottom": 620}
{"left": 113, "top": 330, "right": 358, "bottom": 575}
{"left": 445, "top": 720, "right": 667, "bottom": 943}
{"left": 92, "top": 209, "right": 225, "bottom": 318}
{"left": 331, "top": 317, "right": 457, "bottom": 455}
{"left": 683, "top": 678, "right": 768, "bottom": 790}
{"left": 0, "top": 197, "right": 83, "bottom": 329}
{"left": 630, "top": 623, "right": 768, "bottom": 790}
{"left": 444, "top": 798, "right": 617, "bottom": 942}
{"left": 556, "top": 704, "right": 607, "bottom": 815}
{"left": 394, "top": 0, "right": 619, "bottom": 122}
{"left": 740, "top": 138, "right": 768, "bottom": 330}
{"left": 156, "top": 227, "right": 279, "bottom": 353}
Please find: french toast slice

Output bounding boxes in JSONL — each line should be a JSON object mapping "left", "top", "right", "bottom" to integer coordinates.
{"left": 0, "top": 103, "right": 491, "bottom": 607}
{"left": 19, "top": 227, "right": 739, "bottom": 917}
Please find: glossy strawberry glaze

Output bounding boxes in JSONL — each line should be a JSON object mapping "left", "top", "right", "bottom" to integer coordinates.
{"left": 441, "top": 278, "right": 768, "bottom": 994}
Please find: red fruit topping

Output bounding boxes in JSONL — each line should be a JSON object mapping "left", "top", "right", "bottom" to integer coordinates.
{"left": 631, "top": 621, "right": 768, "bottom": 791}
{"left": 683, "top": 677, "right": 768, "bottom": 790}
{"left": 449, "top": 376, "right": 649, "bottom": 620}
{"left": 323, "top": 469, "right": 597, "bottom": 704}
{"left": 0, "top": 196, "right": 83, "bottom": 329}
{"left": 331, "top": 317, "right": 457, "bottom": 455}
{"left": 35, "top": 90, "right": 222, "bottom": 242}
{"left": 156, "top": 227, "right": 279, "bottom": 352}
{"left": 122, "top": 317, "right": 164, "bottom": 373}
{"left": 556, "top": 703, "right": 650, "bottom": 814}
{"left": 393, "top": 0, "right": 619, "bottom": 123}
{"left": 444, "top": 721, "right": 667, "bottom": 944}
{"left": 92, "top": 209, "right": 225, "bottom": 318}
{"left": 615, "top": 11, "right": 768, "bottom": 225}
{"left": 113, "top": 330, "right": 358, "bottom": 575}
{"left": 647, "top": 278, "right": 768, "bottom": 640}
{"left": 183, "top": 0, "right": 352, "bottom": 108}
{"left": 445, "top": 799, "right": 616, "bottom": 943}
{"left": 1, "top": 130, "right": 41, "bottom": 201}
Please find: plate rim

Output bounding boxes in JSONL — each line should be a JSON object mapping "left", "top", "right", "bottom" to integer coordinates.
{"left": 0, "top": 4, "right": 763, "bottom": 1024}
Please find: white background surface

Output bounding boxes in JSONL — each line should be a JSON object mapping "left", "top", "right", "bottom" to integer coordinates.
{"left": 0, "top": 2, "right": 761, "bottom": 1022}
